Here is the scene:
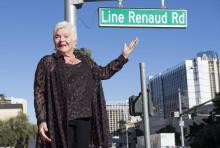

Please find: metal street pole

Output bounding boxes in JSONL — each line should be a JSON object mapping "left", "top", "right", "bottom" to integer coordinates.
{"left": 140, "top": 63, "right": 151, "bottom": 148}
{"left": 178, "top": 88, "right": 185, "bottom": 147}
{"left": 216, "top": 54, "right": 220, "bottom": 94}
{"left": 126, "top": 125, "right": 129, "bottom": 148}
{"left": 64, "top": 0, "right": 78, "bottom": 37}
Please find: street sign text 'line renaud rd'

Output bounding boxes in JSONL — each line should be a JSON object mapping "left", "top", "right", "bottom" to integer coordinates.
{"left": 99, "top": 8, "right": 187, "bottom": 28}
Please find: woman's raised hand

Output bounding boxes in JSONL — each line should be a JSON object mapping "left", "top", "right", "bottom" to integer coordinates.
{"left": 122, "top": 37, "right": 139, "bottom": 59}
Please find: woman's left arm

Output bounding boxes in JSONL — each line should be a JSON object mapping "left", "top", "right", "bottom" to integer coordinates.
{"left": 87, "top": 37, "right": 139, "bottom": 80}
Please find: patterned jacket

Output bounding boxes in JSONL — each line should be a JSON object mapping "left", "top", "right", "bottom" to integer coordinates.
{"left": 34, "top": 50, "right": 128, "bottom": 148}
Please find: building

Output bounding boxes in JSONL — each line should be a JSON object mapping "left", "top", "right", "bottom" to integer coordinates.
{"left": 10, "top": 97, "right": 28, "bottom": 115}
{"left": 0, "top": 97, "right": 28, "bottom": 120}
{"left": 106, "top": 101, "right": 130, "bottom": 135}
{"left": 150, "top": 51, "right": 220, "bottom": 121}
{"left": 137, "top": 133, "right": 176, "bottom": 148}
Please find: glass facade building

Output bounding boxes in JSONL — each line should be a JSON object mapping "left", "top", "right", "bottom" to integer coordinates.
{"left": 150, "top": 51, "right": 220, "bottom": 118}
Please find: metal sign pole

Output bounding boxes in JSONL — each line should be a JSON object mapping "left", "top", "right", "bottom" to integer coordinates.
{"left": 64, "top": 0, "right": 78, "bottom": 38}
{"left": 140, "top": 63, "right": 151, "bottom": 148}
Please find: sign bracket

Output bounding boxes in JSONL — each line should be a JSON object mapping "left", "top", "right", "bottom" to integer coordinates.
{"left": 161, "top": 0, "right": 166, "bottom": 9}
{"left": 118, "top": 0, "right": 124, "bottom": 8}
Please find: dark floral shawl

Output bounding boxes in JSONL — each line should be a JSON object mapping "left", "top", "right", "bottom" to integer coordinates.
{"left": 34, "top": 50, "right": 128, "bottom": 148}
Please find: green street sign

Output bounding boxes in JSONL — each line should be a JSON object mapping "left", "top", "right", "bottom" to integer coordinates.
{"left": 99, "top": 8, "right": 187, "bottom": 28}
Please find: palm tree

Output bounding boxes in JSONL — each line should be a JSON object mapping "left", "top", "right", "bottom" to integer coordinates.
{"left": 0, "top": 94, "right": 6, "bottom": 100}
{"left": 79, "top": 48, "right": 92, "bottom": 58}
{"left": 118, "top": 120, "right": 127, "bottom": 129}
{"left": 116, "top": 120, "right": 127, "bottom": 135}
{"left": 0, "top": 112, "right": 37, "bottom": 147}
{"left": 188, "top": 93, "right": 220, "bottom": 147}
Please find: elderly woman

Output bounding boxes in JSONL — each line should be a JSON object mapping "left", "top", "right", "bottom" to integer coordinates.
{"left": 34, "top": 21, "right": 139, "bottom": 148}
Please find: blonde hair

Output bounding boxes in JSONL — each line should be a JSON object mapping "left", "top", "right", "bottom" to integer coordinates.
{"left": 53, "top": 21, "right": 77, "bottom": 41}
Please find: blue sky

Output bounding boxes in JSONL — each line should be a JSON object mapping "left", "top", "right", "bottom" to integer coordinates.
{"left": 0, "top": 0, "right": 219, "bottom": 123}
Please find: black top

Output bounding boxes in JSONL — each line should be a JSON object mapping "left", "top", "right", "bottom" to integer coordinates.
{"left": 62, "top": 61, "right": 95, "bottom": 120}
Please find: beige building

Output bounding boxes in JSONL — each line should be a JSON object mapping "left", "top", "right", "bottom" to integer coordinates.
{"left": 106, "top": 101, "right": 130, "bottom": 135}
{"left": 0, "top": 97, "right": 28, "bottom": 120}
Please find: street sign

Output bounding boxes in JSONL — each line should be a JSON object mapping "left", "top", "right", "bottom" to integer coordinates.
{"left": 99, "top": 8, "right": 187, "bottom": 28}
{"left": 174, "top": 111, "right": 180, "bottom": 118}
{"left": 179, "top": 121, "right": 185, "bottom": 126}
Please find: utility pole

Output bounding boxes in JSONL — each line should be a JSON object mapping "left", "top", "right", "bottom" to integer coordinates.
{"left": 178, "top": 88, "right": 185, "bottom": 147}
{"left": 140, "top": 63, "right": 151, "bottom": 148}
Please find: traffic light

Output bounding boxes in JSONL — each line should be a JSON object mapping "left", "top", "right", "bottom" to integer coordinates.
{"left": 211, "top": 111, "right": 217, "bottom": 122}
{"left": 129, "top": 93, "right": 155, "bottom": 116}
{"left": 129, "top": 95, "right": 142, "bottom": 116}
{"left": 190, "top": 112, "right": 197, "bottom": 120}
{"left": 184, "top": 127, "right": 190, "bottom": 137}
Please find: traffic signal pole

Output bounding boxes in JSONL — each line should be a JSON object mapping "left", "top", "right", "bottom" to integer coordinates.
{"left": 140, "top": 63, "right": 151, "bottom": 148}
{"left": 64, "top": 0, "right": 78, "bottom": 37}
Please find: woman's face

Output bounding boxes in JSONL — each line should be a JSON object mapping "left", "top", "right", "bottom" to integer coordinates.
{"left": 54, "top": 27, "right": 76, "bottom": 54}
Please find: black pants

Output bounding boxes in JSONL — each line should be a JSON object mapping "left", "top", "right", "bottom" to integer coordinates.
{"left": 67, "top": 118, "right": 91, "bottom": 148}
